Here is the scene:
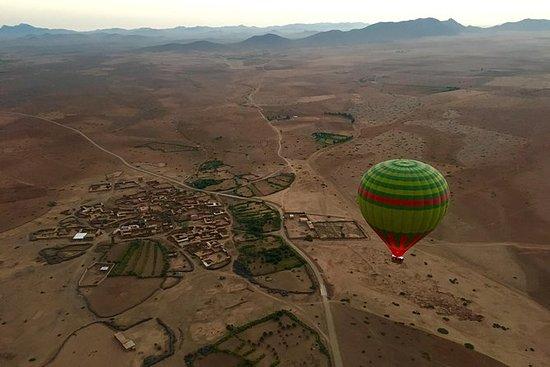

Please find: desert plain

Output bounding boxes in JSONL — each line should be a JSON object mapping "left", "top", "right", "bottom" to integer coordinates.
{"left": 0, "top": 31, "right": 549, "bottom": 367}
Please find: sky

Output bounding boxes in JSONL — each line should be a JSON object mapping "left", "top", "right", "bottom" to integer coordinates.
{"left": 1, "top": 0, "right": 549, "bottom": 30}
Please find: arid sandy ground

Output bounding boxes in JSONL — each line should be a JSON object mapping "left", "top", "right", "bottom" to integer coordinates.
{"left": 1, "top": 32, "right": 549, "bottom": 366}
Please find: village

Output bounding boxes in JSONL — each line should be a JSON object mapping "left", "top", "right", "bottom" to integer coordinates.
{"left": 31, "top": 179, "right": 233, "bottom": 270}
{"left": 27, "top": 176, "right": 370, "bottom": 359}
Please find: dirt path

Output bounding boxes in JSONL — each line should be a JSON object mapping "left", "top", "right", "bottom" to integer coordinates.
{"left": 269, "top": 203, "right": 344, "bottom": 367}
{"left": 6, "top": 111, "right": 343, "bottom": 367}
{"left": 243, "top": 82, "right": 344, "bottom": 367}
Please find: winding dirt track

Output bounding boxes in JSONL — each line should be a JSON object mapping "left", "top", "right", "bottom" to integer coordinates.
{"left": 244, "top": 81, "right": 343, "bottom": 367}
{"left": 7, "top": 111, "right": 343, "bottom": 367}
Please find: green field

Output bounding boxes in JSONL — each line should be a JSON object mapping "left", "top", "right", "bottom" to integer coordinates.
{"left": 312, "top": 132, "right": 352, "bottom": 146}
{"left": 110, "top": 239, "right": 168, "bottom": 278}
{"left": 189, "top": 178, "right": 224, "bottom": 189}
{"left": 229, "top": 202, "right": 281, "bottom": 234}
{"left": 233, "top": 235, "right": 304, "bottom": 276}
{"left": 233, "top": 172, "right": 296, "bottom": 197}
{"left": 185, "top": 310, "right": 330, "bottom": 367}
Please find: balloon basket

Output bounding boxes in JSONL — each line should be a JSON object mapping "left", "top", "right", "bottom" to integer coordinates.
{"left": 391, "top": 255, "right": 404, "bottom": 264}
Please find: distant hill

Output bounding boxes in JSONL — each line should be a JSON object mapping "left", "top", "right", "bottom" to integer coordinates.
{"left": 238, "top": 34, "right": 292, "bottom": 49}
{"left": 140, "top": 34, "right": 292, "bottom": 53}
{"left": 489, "top": 19, "right": 550, "bottom": 32}
{"left": 0, "top": 32, "right": 158, "bottom": 54}
{"left": 141, "top": 40, "right": 228, "bottom": 53}
{"left": 0, "top": 23, "right": 75, "bottom": 39}
{"left": 301, "top": 18, "right": 466, "bottom": 46}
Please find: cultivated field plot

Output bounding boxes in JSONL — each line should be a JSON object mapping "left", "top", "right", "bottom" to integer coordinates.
{"left": 109, "top": 239, "right": 168, "bottom": 278}
{"left": 199, "top": 159, "right": 225, "bottom": 171}
{"left": 314, "top": 221, "right": 366, "bottom": 239}
{"left": 312, "top": 131, "right": 352, "bottom": 146}
{"left": 271, "top": 115, "right": 356, "bottom": 160}
{"left": 136, "top": 141, "right": 198, "bottom": 153}
{"left": 254, "top": 266, "right": 314, "bottom": 293}
{"left": 228, "top": 201, "right": 281, "bottom": 233}
{"left": 233, "top": 172, "right": 295, "bottom": 197}
{"left": 186, "top": 310, "right": 330, "bottom": 367}
{"left": 48, "top": 319, "right": 170, "bottom": 367}
{"left": 79, "top": 262, "right": 114, "bottom": 287}
{"left": 39, "top": 244, "right": 91, "bottom": 264}
{"left": 189, "top": 159, "right": 294, "bottom": 196}
{"left": 187, "top": 159, "right": 245, "bottom": 190}
{"left": 80, "top": 277, "right": 162, "bottom": 317}
{"left": 233, "top": 235, "right": 304, "bottom": 276}
{"left": 284, "top": 212, "right": 366, "bottom": 240}
{"left": 167, "top": 251, "right": 194, "bottom": 273}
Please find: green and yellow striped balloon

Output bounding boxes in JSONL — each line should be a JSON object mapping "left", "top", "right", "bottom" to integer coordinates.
{"left": 357, "top": 159, "right": 450, "bottom": 259}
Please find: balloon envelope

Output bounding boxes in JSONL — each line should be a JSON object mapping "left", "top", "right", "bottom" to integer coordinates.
{"left": 357, "top": 159, "right": 450, "bottom": 258}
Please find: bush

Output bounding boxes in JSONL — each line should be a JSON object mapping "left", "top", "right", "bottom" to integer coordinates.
{"left": 190, "top": 179, "right": 224, "bottom": 189}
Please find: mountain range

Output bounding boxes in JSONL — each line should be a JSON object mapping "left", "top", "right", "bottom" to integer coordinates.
{"left": 0, "top": 22, "right": 368, "bottom": 42}
{"left": 141, "top": 18, "right": 550, "bottom": 53}
{"left": 1, "top": 18, "right": 550, "bottom": 53}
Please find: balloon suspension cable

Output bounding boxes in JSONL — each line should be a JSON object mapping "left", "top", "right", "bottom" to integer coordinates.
{"left": 391, "top": 255, "right": 404, "bottom": 264}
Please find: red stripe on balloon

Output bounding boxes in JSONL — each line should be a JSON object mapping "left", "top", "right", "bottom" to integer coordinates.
{"left": 358, "top": 187, "right": 449, "bottom": 208}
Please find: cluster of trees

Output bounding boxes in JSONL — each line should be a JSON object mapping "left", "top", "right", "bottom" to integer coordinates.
{"left": 230, "top": 204, "right": 281, "bottom": 234}
{"left": 190, "top": 178, "right": 224, "bottom": 189}
{"left": 324, "top": 111, "right": 356, "bottom": 123}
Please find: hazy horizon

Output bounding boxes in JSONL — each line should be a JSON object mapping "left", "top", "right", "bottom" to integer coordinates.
{"left": 1, "top": 0, "right": 549, "bottom": 31}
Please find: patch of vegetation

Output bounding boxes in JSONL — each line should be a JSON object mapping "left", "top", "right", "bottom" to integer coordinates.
{"left": 199, "top": 159, "right": 225, "bottom": 172}
{"left": 324, "top": 111, "right": 355, "bottom": 123}
{"left": 233, "top": 185, "right": 255, "bottom": 198}
{"left": 266, "top": 173, "right": 295, "bottom": 189}
{"left": 266, "top": 114, "right": 291, "bottom": 121}
{"left": 143, "top": 318, "right": 176, "bottom": 367}
{"left": 110, "top": 241, "right": 140, "bottom": 276}
{"left": 184, "top": 310, "right": 330, "bottom": 367}
{"left": 39, "top": 244, "right": 91, "bottom": 264}
{"left": 464, "top": 343, "right": 475, "bottom": 350}
{"left": 233, "top": 173, "right": 295, "bottom": 198}
{"left": 312, "top": 132, "right": 352, "bottom": 146}
{"left": 233, "top": 235, "right": 304, "bottom": 276}
{"left": 189, "top": 178, "right": 224, "bottom": 189}
{"left": 110, "top": 240, "right": 168, "bottom": 278}
{"left": 437, "top": 327, "right": 449, "bottom": 335}
{"left": 229, "top": 202, "right": 281, "bottom": 234}
{"left": 136, "top": 141, "right": 198, "bottom": 153}
{"left": 440, "top": 86, "right": 461, "bottom": 93}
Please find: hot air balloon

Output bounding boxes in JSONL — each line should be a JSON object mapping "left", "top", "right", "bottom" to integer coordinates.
{"left": 357, "top": 159, "right": 450, "bottom": 263}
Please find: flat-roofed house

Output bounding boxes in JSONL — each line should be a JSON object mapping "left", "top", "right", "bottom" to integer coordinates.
{"left": 73, "top": 231, "right": 88, "bottom": 240}
{"left": 114, "top": 332, "right": 136, "bottom": 351}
